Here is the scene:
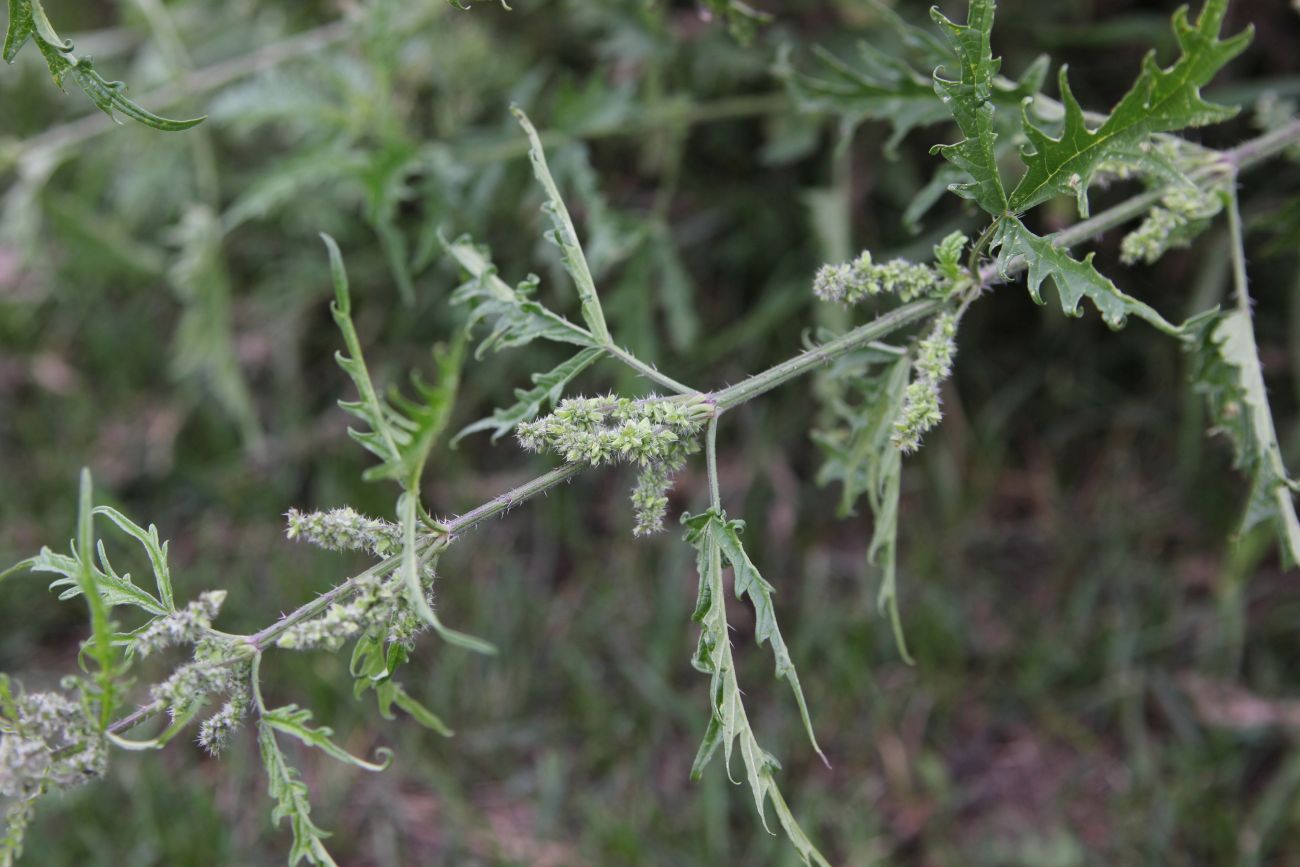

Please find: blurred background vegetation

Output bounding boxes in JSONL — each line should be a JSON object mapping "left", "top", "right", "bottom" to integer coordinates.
{"left": 2, "top": 0, "right": 1300, "bottom": 864}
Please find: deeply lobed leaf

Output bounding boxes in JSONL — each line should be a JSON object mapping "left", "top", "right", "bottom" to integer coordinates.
{"left": 1009, "top": 0, "right": 1250, "bottom": 216}
{"left": 993, "top": 216, "right": 1183, "bottom": 335}
{"left": 5, "top": 0, "right": 204, "bottom": 131}
{"left": 323, "top": 234, "right": 463, "bottom": 490}
{"left": 453, "top": 347, "right": 602, "bottom": 443}
{"left": 1187, "top": 310, "right": 1300, "bottom": 565}
{"left": 928, "top": 0, "right": 1008, "bottom": 214}
{"left": 682, "top": 509, "right": 830, "bottom": 867}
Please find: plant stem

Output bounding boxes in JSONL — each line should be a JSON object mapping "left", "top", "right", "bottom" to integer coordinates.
{"left": 98, "top": 118, "right": 1300, "bottom": 741}
{"left": 1221, "top": 117, "right": 1300, "bottom": 169}
{"left": 711, "top": 299, "right": 943, "bottom": 412}
{"left": 444, "top": 463, "right": 584, "bottom": 535}
{"left": 605, "top": 344, "right": 698, "bottom": 395}
{"left": 1224, "top": 186, "right": 1252, "bottom": 314}
{"left": 705, "top": 417, "right": 721, "bottom": 511}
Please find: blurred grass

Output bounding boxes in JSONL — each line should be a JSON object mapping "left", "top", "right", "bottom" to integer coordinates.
{"left": 3, "top": 0, "right": 1300, "bottom": 864}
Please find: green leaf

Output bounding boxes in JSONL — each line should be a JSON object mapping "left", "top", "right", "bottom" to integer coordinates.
{"left": 350, "top": 631, "right": 453, "bottom": 731}
{"left": 31, "top": 545, "right": 166, "bottom": 616}
{"left": 445, "top": 234, "right": 597, "bottom": 356}
{"left": 928, "top": 0, "right": 1009, "bottom": 214}
{"left": 63, "top": 55, "right": 207, "bottom": 132}
{"left": 453, "top": 347, "right": 602, "bottom": 443}
{"left": 813, "top": 350, "right": 915, "bottom": 661}
{"left": 681, "top": 509, "right": 831, "bottom": 867}
{"left": 711, "top": 516, "right": 827, "bottom": 766}
{"left": 2, "top": 0, "right": 35, "bottom": 62}
{"left": 511, "top": 106, "right": 611, "bottom": 344}
{"left": 993, "top": 216, "right": 1183, "bottom": 335}
{"left": 257, "top": 722, "right": 338, "bottom": 867}
{"left": 1009, "top": 0, "right": 1250, "bottom": 216}
{"left": 323, "top": 234, "right": 463, "bottom": 490}
{"left": 698, "top": 0, "right": 770, "bottom": 43}
{"left": 106, "top": 703, "right": 199, "bottom": 751}
{"left": 261, "top": 704, "right": 393, "bottom": 772}
{"left": 381, "top": 682, "right": 453, "bottom": 736}
{"left": 92, "top": 506, "right": 174, "bottom": 611}
{"left": 775, "top": 41, "right": 951, "bottom": 156}
{"left": 1187, "top": 310, "right": 1300, "bottom": 566}
{"left": 398, "top": 494, "right": 496, "bottom": 655}
{"left": 7, "top": 1, "right": 205, "bottom": 131}
{"left": 359, "top": 142, "right": 424, "bottom": 306}
{"left": 168, "top": 205, "right": 262, "bottom": 447}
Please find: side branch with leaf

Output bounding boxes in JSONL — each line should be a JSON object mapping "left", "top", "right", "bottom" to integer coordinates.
{"left": 3, "top": 1, "right": 1299, "bottom": 865}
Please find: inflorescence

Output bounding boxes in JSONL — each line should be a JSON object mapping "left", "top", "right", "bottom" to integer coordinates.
{"left": 131, "top": 590, "right": 227, "bottom": 658}
{"left": 518, "top": 395, "right": 713, "bottom": 535}
{"left": 811, "top": 234, "right": 967, "bottom": 455}
{"left": 814, "top": 231, "right": 969, "bottom": 306}
{"left": 1120, "top": 185, "right": 1223, "bottom": 265}
{"left": 0, "top": 686, "right": 106, "bottom": 801}
{"left": 892, "top": 313, "right": 958, "bottom": 453}
{"left": 280, "top": 508, "right": 431, "bottom": 651}
{"left": 286, "top": 507, "right": 402, "bottom": 558}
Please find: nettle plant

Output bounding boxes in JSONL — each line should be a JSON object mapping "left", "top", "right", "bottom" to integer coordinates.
{"left": 3, "top": 0, "right": 1300, "bottom": 863}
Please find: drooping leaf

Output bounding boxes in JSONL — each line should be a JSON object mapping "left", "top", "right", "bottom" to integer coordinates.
{"left": 2, "top": 0, "right": 36, "bottom": 62}
{"left": 398, "top": 494, "right": 496, "bottom": 655}
{"left": 994, "top": 216, "right": 1182, "bottom": 335}
{"left": 348, "top": 631, "right": 453, "bottom": 734}
{"left": 359, "top": 142, "right": 426, "bottom": 306}
{"left": 1009, "top": 0, "right": 1250, "bottom": 216}
{"left": 812, "top": 350, "right": 915, "bottom": 660}
{"left": 168, "top": 205, "right": 263, "bottom": 447}
{"left": 1187, "top": 309, "right": 1300, "bottom": 565}
{"left": 453, "top": 347, "right": 602, "bottom": 443}
{"left": 6, "top": 1, "right": 204, "bottom": 130}
{"left": 928, "top": 0, "right": 1009, "bottom": 214}
{"left": 261, "top": 704, "right": 393, "bottom": 772}
{"left": 257, "top": 722, "right": 337, "bottom": 867}
{"left": 323, "top": 234, "right": 463, "bottom": 490}
{"left": 681, "top": 510, "right": 831, "bottom": 867}
{"left": 711, "top": 516, "right": 827, "bottom": 766}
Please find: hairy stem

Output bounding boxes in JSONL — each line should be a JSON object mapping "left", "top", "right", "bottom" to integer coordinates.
{"left": 711, "top": 299, "right": 944, "bottom": 411}
{"left": 705, "top": 417, "right": 721, "bottom": 511}
{"left": 1224, "top": 186, "right": 1252, "bottom": 314}
{"left": 605, "top": 344, "right": 698, "bottom": 395}
{"left": 444, "top": 463, "right": 585, "bottom": 535}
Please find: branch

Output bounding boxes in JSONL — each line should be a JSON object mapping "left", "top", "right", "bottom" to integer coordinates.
{"left": 101, "top": 119, "right": 1300, "bottom": 741}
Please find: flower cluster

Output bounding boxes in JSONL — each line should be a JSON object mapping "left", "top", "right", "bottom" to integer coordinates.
{"left": 0, "top": 684, "right": 107, "bottom": 805}
{"left": 276, "top": 568, "right": 426, "bottom": 652}
{"left": 196, "top": 680, "right": 252, "bottom": 757}
{"left": 149, "top": 638, "right": 248, "bottom": 715}
{"left": 131, "top": 590, "right": 226, "bottom": 657}
{"left": 893, "top": 313, "right": 958, "bottom": 453}
{"left": 285, "top": 507, "right": 402, "bottom": 558}
{"left": 1120, "top": 185, "right": 1222, "bottom": 265}
{"left": 517, "top": 395, "right": 711, "bottom": 467}
{"left": 630, "top": 459, "right": 685, "bottom": 537}
{"left": 813, "top": 233, "right": 969, "bottom": 306}
{"left": 519, "top": 395, "right": 712, "bottom": 534}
